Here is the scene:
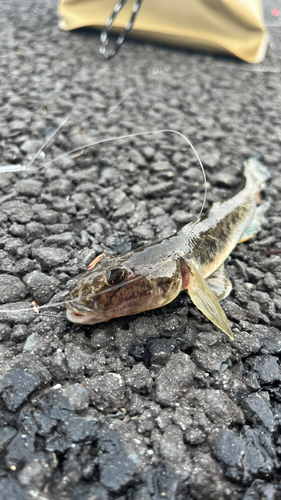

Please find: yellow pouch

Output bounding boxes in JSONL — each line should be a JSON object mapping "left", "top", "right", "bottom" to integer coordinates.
{"left": 59, "top": 0, "right": 268, "bottom": 63}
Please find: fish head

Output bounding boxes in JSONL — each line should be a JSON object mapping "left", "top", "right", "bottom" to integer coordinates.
{"left": 64, "top": 250, "right": 183, "bottom": 325}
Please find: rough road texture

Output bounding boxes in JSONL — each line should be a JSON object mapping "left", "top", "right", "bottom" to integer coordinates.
{"left": 0, "top": 1, "right": 281, "bottom": 499}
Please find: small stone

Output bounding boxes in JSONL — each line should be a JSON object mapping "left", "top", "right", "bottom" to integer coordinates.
{"left": 223, "top": 301, "right": 246, "bottom": 322}
{"left": 137, "top": 410, "right": 154, "bottom": 433}
{"left": 61, "top": 415, "right": 98, "bottom": 442}
{"left": 172, "top": 210, "right": 193, "bottom": 224}
{"left": 86, "top": 373, "right": 125, "bottom": 412}
{"left": 172, "top": 408, "right": 193, "bottom": 431}
{"left": 151, "top": 160, "right": 171, "bottom": 172}
{"left": 251, "top": 291, "right": 270, "bottom": 313}
{"left": 2, "top": 200, "right": 33, "bottom": 223}
{"left": 0, "top": 479, "right": 28, "bottom": 500}
{"left": 13, "top": 258, "right": 36, "bottom": 275}
{"left": 113, "top": 201, "right": 135, "bottom": 218}
{"left": 18, "top": 452, "right": 56, "bottom": 489}
{"left": 49, "top": 351, "right": 68, "bottom": 380}
{"left": 45, "top": 431, "right": 69, "bottom": 454}
{"left": 47, "top": 179, "right": 72, "bottom": 196}
{"left": 146, "top": 181, "right": 174, "bottom": 197}
{"left": 65, "top": 343, "right": 93, "bottom": 380}
{"left": 105, "top": 233, "right": 131, "bottom": 254}
{"left": 0, "top": 275, "right": 26, "bottom": 304}
{"left": 4, "top": 238, "right": 23, "bottom": 253}
{"left": 261, "top": 327, "right": 281, "bottom": 354}
{"left": 0, "top": 301, "right": 36, "bottom": 325}
{"left": 130, "top": 184, "right": 143, "bottom": 198}
{"left": 155, "top": 408, "right": 174, "bottom": 430}
{"left": 44, "top": 384, "right": 89, "bottom": 413}
{"left": 33, "top": 410, "right": 56, "bottom": 436}
{"left": 32, "top": 247, "right": 69, "bottom": 268}
{"left": 155, "top": 353, "right": 194, "bottom": 406}
{"left": 232, "top": 329, "right": 262, "bottom": 357}
{"left": 184, "top": 427, "right": 206, "bottom": 445}
{"left": 6, "top": 431, "right": 36, "bottom": 469}
{"left": 197, "top": 389, "right": 244, "bottom": 425}
{"left": 210, "top": 427, "right": 274, "bottom": 483}
{"left": 0, "top": 427, "right": 17, "bottom": 452}
{"left": 160, "top": 425, "right": 185, "bottom": 464}
{"left": 247, "top": 267, "right": 264, "bottom": 282}
{"left": 144, "top": 337, "right": 180, "bottom": 367}
{"left": 246, "top": 301, "right": 261, "bottom": 322}
{"left": 246, "top": 355, "right": 281, "bottom": 385}
{"left": 9, "top": 223, "right": 25, "bottom": 237}
{"left": 242, "top": 428, "right": 274, "bottom": 483}
{"left": 201, "top": 152, "right": 220, "bottom": 168}
{"left": 133, "top": 224, "right": 154, "bottom": 240}
{"left": 37, "top": 210, "right": 58, "bottom": 225}
{"left": 0, "top": 323, "right": 12, "bottom": 341}
{"left": 263, "top": 272, "right": 278, "bottom": 290}
{"left": 45, "top": 232, "right": 74, "bottom": 246}
{"left": 15, "top": 179, "right": 42, "bottom": 197}
{"left": 23, "top": 270, "right": 60, "bottom": 303}
{"left": 142, "top": 146, "right": 155, "bottom": 159}
{"left": 214, "top": 171, "right": 238, "bottom": 187}
{"left": 262, "top": 256, "right": 281, "bottom": 272}
{"left": 11, "top": 325, "right": 28, "bottom": 342}
{"left": 58, "top": 384, "right": 90, "bottom": 411}
{"left": 189, "top": 452, "right": 228, "bottom": 499}
{"left": 23, "top": 332, "right": 50, "bottom": 356}
{"left": 243, "top": 480, "right": 277, "bottom": 500}
{"left": 193, "top": 344, "right": 231, "bottom": 373}
{"left": 124, "top": 364, "right": 152, "bottom": 391}
{"left": 98, "top": 429, "right": 139, "bottom": 493}
{"left": 0, "top": 362, "right": 50, "bottom": 412}
{"left": 26, "top": 221, "right": 45, "bottom": 238}
{"left": 20, "top": 139, "right": 41, "bottom": 154}
{"left": 210, "top": 429, "right": 245, "bottom": 481}
{"left": 242, "top": 393, "right": 276, "bottom": 432}
{"left": 127, "top": 393, "right": 146, "bottom": 416}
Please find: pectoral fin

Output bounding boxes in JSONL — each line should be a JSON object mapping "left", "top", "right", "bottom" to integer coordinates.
{"left": 206, "top": 264, "right": 232, "bottom": 301}
{"left": 186, "top": 262, "right": 233, "bottom": 339}
{"left": 238, "top": 201, "right": 271, "bottom": 243}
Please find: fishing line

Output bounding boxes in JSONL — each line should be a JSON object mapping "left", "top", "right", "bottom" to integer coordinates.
{"left": 0, "top": 273, "right": 153, "bottom": 315}
{"left": 43, "top": 128, "right": 207, "bottom": 220}
{"left": 0, "top": 115, "right": 70, "bottom": 174}
{"left": 0, "top": 121, "right": 208, "bottom": 318}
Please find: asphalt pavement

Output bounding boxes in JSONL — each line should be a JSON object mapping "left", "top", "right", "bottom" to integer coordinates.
{"left": 0, "top": 1, "right": 281, "bottom": 499}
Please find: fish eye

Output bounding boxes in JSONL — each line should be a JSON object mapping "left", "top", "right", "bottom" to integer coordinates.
{"left": 106, "top": 267, "right": 127, "bottom": 286}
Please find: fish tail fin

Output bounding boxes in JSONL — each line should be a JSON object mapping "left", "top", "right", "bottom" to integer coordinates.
{"left": 244, "top": 156, "right": 271, "bottom": 191}
{"left": 238, "top": 200, "right": 271, "bottom": 243}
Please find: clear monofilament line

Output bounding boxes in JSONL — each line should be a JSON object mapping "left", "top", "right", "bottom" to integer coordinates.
{"left": 0, "top": 273, "right": 148, "bottom": 315}
{"left": 43, "top": 129, "right": 207, "bottom": 221}
{"left": 25, "top": 114, "right": 70, "bottom": 169}
{"left": 0, "top": 114, "right": 70, "bottom": 173}
{"left": 0, "top": 128, "right": 207, "bottom": 318}
{"left": 0, "top": 251, "right": 190, "bottom": 316}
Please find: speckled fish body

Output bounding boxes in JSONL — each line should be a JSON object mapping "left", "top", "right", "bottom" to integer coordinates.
{"left": 64, "top": 157, "right": 270, "bottom": 338}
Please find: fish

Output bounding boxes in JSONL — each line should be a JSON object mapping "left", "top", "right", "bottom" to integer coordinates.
{"left": 64, "top": 157, "right": 271, "bottom": 338}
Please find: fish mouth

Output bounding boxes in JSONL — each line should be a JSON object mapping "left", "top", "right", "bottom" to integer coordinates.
{"left": 66, "top": 309, "right": 101, "bottom": 325}
{"left": 64, "top": 299, "right": 103, "bottom": 325}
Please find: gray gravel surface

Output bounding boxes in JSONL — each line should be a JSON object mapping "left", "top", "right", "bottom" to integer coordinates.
{"left": 0, "top": 1, "right": 281, "bottom": 499}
